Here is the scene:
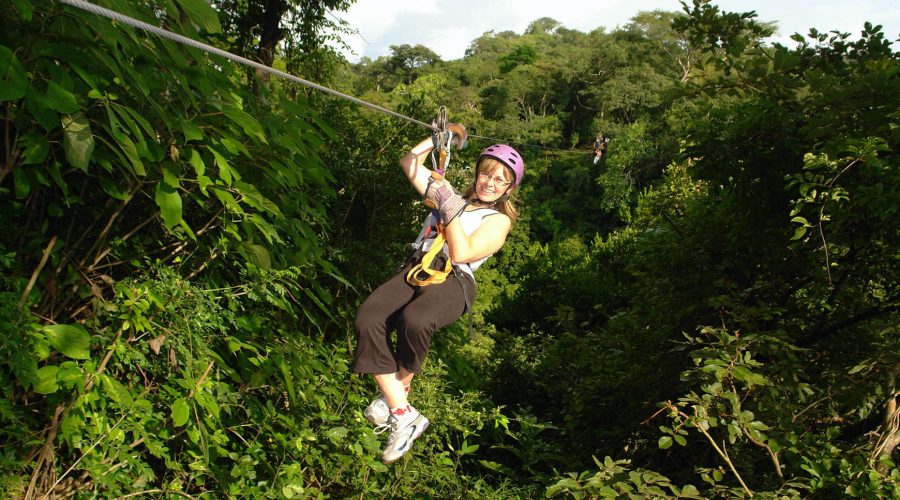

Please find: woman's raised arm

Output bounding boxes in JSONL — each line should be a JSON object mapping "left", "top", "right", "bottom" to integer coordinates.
{"left": 399, "top": 137, "right": 436, "bottom": 196}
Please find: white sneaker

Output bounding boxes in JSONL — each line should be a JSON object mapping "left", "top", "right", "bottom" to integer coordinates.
{"left": 364, "top": 397, "right": 390, "bottom": 431}
{"left": 381, "top": 406, "right": 429, "bottom": 464}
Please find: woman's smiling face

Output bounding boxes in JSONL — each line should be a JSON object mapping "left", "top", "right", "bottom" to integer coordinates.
{"left": 474, "top": 160, "right": 513, "bottom": 202}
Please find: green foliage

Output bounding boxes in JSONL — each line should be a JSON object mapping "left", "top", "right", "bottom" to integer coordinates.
{"left": 499, "top": 43, "right": 539, "bottom": 74}
{"left": 547, "top": 456, "right": 702, "bottom": 499}
{"left": 2, "top": 0, "right": 898, "bottom": 497}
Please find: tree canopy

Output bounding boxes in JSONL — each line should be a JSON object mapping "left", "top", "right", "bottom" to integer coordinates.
{"left": 1, "top": 0, "right": 897, "bottom": 497}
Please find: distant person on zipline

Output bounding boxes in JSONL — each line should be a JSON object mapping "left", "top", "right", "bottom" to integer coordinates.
{"left": 593, "top": 132, "right": 609, "bottom": 164}
{"left": 353, "top": 124, "right": 524, "bottom": 464}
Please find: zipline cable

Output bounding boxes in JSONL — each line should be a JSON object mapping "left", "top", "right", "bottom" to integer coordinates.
{"left": 56, "top": 0, "right": 593, "bottom": 156}
{"left": 57, "top": 0, "right": 436, "bottom": 131}
{"left": 468, "top": 133, "right": 585, "bottom": 154}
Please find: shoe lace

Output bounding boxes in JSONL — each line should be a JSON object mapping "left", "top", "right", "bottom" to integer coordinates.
{"left": 373, "top": 422, "right": 391, "bottom": 435}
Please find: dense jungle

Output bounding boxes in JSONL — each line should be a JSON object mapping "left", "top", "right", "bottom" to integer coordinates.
{"left": 1, "top": 0, "right": 898, "bottom": 497}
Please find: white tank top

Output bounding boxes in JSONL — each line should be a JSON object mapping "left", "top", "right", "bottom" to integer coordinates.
{"left": 413, "top": 207, "right": 501, "bottom": 279}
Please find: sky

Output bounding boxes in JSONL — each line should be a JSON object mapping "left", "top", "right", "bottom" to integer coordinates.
{"left": 334, "top": 0, "right": 900, "bottom": 62}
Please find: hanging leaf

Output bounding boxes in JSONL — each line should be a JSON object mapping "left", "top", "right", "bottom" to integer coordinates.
{"left": 0, "top": 45, "right": 27, "bottom": 102}
{"left": 172, "top": 398, "right": 190, "bottom": 426}
{"left": 43, "top": 323, "right": 92, "bottom": 360}
{"left": 117, "top": 135, "right": 146, "bottom": 176}
{"left": 26, "top": 89, "right": 59, "bottom": 131}
{"left": 33, "top": 365, "right": 60, "bottom": 395}
{"left": 62, "top": 113, "right": 94, "bottom": 172}
{"left": 245, "top": 243, "right": 272, "bottom": 270}
{"left": 162, "top": 166, "right": 180, "bottom": 188}
{"left": 212, "top": 188, "right": 243, "bottom": 214}
{"left": 210, "top": 147, "right": 238, "bottom": 185}
{"left": 222, "top": 104, "right": 267, "bottom": 143}
{"left": 13, "top": 168, "right": 30, "bottom": 199}
{"left": 155, "top": 181, "right": 183, "bottom": 230}
{"left": 99, "top": 176, "right": 129, "bottom": 201}
{"left": 658, "top": 436, "right": 673, "bottom": 449}
{"left": 11, "top": 0, "right": 34, "bottom": 21}
{"left": 188, "top": 149, "right": 205, "bottom": 176}
{"left": 173, "top": 0, "right": 223, "bottom": 33}
{"left": 235, "top": 181, "right": 282, "bottom": 217}
{"left": 181, "top": 120, "right": 204, "bottom": 142}
{"left": 680, "top": 484, "right": 701, "bottom": 498}
{"left": 45, "top": 80, "right": 80, "bottom": 113}
{"left": 100, "top": 374, "right": 134, "bottom": 407}
{"left": 56, "top": 361, "right": 84, "bottom": 388}
{"left": 148, "top": 334, "right": 165, "bottom": 354}
{"left": 19, "top": 133, "right": 50, "bottom": 165}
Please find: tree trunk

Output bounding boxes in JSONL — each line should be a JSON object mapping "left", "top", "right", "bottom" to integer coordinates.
{"left": 874, "top": 363, "right": 900, "bottom": 473}
{"left": 256, "top": 0, "right": 287, "bottom": 84}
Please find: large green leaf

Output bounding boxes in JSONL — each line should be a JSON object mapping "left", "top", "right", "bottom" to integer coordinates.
{"left": 213, "top": 187, "right": 243, "bottom": 214}
{"left": 173, "top": 0, "right": 222, "bottom": 33}
{"left": 100, "top": 374, "right": 134, "bottom": 407}
{"left": 11, "top": 0, "right": 34, "bottom": 21}
{"left": 45, "top": 80, "right": 80, "bottom": 113}
{"left": 43, "top": 323, "right": 92, "bottom": 360}
{"left": 244, "top": 243, "right": 272, "bottom": 270}
{"left": 57, "top": 361, "right": 84, "bottom": 388}
{"left": 181, "top": 119, "right": 204, "bottom": 142}
{"left": 0, "top": 45, "right": 27, "bottom": 102}
{"left": 210, "top": 147, "right": 237, "bottom": 185}
{"left": 188, "top": 149, "right": 206, "bottom": 176}
{"left": 658, "top": 436, "right": 673, "bottom": 449}
{"left": 19, "top": 133, "right": 50, "bottom": 165}
{"left": 117, "top": 134, "right": 146, "bottom": 176}
{"left": 62, "top": 113, "right": 94, "bottom": 172}
{"left": 13, "top": 168, "right": 30, "bottom": 199}
{"left": 33, "top": 365, "right": 60, "bottom": 395}
{"left": 222, "top": 104, "right": 266, "bottom": 143}
{"left": 99, "top": 176, "right": 129, "bottom": 201}
{"left": 235, "top": 180, "right": 282, "bottom": 217}
{"left": 26, "top": 89, "right": 59, "bottom": 131}
{"left": 155, "top": 181, "right": 183, "bottom": 230}
{"left": 172, "top": 397, "right": 190, "bottom": 426}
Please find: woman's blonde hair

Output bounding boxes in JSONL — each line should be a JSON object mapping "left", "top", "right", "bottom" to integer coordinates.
{"left": 463, "top": 157, "right": 519, "bottom": 222}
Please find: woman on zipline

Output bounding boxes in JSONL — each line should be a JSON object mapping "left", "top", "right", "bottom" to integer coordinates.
{"left": 353, "top": 124, "right": 524, "bottom": 464}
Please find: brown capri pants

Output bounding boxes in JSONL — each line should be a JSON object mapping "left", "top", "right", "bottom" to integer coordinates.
{"left": 353, "top": 264, "right": 476, "bottom": 374}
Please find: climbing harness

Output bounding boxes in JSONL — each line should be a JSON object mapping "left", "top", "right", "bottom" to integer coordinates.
{"left": 405, "top": 208, "right": 497, "bottom": 338}
{"left": 404, "top": 212, "right": 476, "bottom": 336}
{"left": 406, "top": 218, "right": 452, "bottom": 286}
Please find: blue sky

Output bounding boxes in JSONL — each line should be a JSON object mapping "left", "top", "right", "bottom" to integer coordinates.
{"left": 334, "top": 0, "right": 900, "bottom": 62}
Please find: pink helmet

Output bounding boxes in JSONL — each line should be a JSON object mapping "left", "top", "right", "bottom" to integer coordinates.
{"left": 477, "top": 144, "right": 524, "bottom": 187}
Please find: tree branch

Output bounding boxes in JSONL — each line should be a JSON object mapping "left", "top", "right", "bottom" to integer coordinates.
{"left": 743, "top": 427, "right": 783, "bottom": 480}
{"left": 19, "top": 236, "right": 57, "bottom": 309}
{"left": 1, "top": 102, "right": 19, "bottom": 185}
{"left": 799, "top": 301, "right": 900, "bottom": 347}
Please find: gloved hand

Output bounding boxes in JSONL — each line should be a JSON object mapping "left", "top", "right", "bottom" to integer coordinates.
{"left": 447, "top": 122, "right": 467, "bottom": 150}
{"left": 425, "top": 178, "right": 467, "bottom": 224}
